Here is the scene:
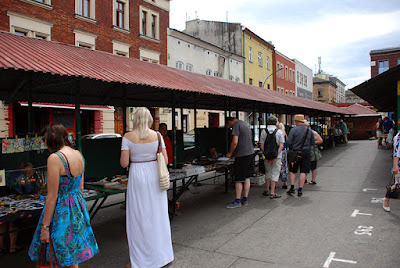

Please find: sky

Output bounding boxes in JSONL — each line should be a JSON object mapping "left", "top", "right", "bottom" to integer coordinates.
{"left": 169, "top": 0, "right": 400, "bottom": 90}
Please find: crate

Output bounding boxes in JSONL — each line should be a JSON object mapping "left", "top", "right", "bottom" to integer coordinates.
{"left": 250, "top": 174, "right": 265, "bottom": 186}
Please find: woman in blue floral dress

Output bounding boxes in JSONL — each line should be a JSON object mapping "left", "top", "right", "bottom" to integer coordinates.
{"left": 29, "top": 123, "right": 98, "bottom": 267}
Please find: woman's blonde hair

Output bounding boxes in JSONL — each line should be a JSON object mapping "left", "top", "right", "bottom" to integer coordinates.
{"left": 277, "top": 122, "right": 285, "bottom": 132}
{"left": 132, "top": 107, "right": 153, "bottom": 139}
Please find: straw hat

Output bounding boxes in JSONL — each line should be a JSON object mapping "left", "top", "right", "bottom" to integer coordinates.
{"left": 294, "top": 114, "right": 306, "bottom": 123}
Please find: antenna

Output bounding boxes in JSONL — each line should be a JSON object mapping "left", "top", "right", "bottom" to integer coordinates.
{"left": 195, "top": 11, "right": 198, "bottom": 19}
{"left": 226, "top": 11, "right": 229, "bottom": 22}
{"left": 318, "top": 56, "right": 321, "bottom": 73}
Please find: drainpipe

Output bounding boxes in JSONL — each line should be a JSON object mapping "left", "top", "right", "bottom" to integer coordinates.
{"left": 242, "top": 27, "right": 246, "bottom": 84}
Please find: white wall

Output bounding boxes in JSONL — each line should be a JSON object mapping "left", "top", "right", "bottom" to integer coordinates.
{"left": 294, "top": 59, "right": 313, "bottom": 100}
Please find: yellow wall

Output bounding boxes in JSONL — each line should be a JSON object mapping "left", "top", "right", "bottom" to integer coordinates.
{"left": 243, "top": 32, "right": 274, "bottom": 90}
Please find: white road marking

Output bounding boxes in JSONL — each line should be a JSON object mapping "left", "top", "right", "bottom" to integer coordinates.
{"left": 323, "top": 252, "right": 357, "bottom": 267}
{"left": 363, "top": 188, "right": 378, "bottom": 192}
{"left": 371, "top": 197, "right": 384, "bottom": 203}
{"left": 351, "top": 209, "right": 372, "bottom": 217}
{"left": 354, "top": 225, "right": 373, "bottom": 236}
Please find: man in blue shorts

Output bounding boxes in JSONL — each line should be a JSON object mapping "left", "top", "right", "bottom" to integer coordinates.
{"left": 226, "top": 117, "right": 255, "bottom": 208}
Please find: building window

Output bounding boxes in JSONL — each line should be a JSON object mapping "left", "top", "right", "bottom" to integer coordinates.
{"left": 229, "top": 75, "right": 234, "bottom": 81}
{"left": 139, "top": 47, "right": 160, "bottom": 63}
{"left": 113, "top": 0, "right": 129, "bottom": 32}
{"left": 116, "top": 1, "right": 124, "bottom": 28}
{"left": 378, "top": 60, "right": 389, "bottom": 74}
{"left": 176, "top": 61, "right": 183, "bottom": 69}
{"left": 78, "top": 0, "right": 90, "bottom": 17}
{"left": 285, "top": 67, "right": 288, "bottom": 80}
{"left": 277, "top": 62, "right": 280, "bottom": 77}
{"left": 266, "top": 56, "right": 270, "bottom": 70}
{"left": 318, "top": 88, "right": 323, "bottom": 97}
{"left": 235, "top": 77, "right": 240, "bottom": 82}
{"left": 214, "top": 71, "right": 219, "bottom": 77}
{"left": 259, "top": 81, "right": 263, "bottom": 87}
{"left": 112, "top": 40, "right": 130, "bottom": 57}
{"left": 249, "top": 78, "right": 253, "bottom": 85}
{"left": 297, "top": 71, "right": 299, "bottom": 83}
{"left": 304, "top": 76, "right": 307, "bottom": 86}
{"left": 285, "top": 89, "right": 288, "bottom": 94}
{"left": 249, "top": 47, "right": 253, "bottom": 62}
{"left": 258, "top": 52, "right": 262, "bottom": 67}
{"left": 8, "top": 11, "right": 53, "bottom": 40}
{"left": 206, "top": 69, "right": 212, "bottom": 76}
{"left": 151, "top": 15, "right": 156, "bottom": 38}
{"left": 267, "top": 84, "right": 270, "bottom": 89}
{"left": 74, "top": 29, "right": 97, "bottom": 49}
{"left": 280, "top": 64, "right": 284, "bottom": 78}
{"left": 141, "top": 11, "right": 147, "bottom": 35}
{"left": 140, "top": 6, "right": 159, "bottom": 41}
{"left": 186, "top": 64, "right": 193, "bottom": 72}
{"left": 19, "top": 0, "right": 53, "bottom": 9}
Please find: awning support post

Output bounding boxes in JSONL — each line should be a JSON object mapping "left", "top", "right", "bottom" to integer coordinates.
{"left": 171, "top": 91, "right": 177, "bottom": 169}
{"left": 252, "top": 103, "right": 256, "bottom": 144}
{"left": 224, "top": 99, "right": 228, "bottom": 154}
{"left": 75, "top": 80, "right": 82, "bottom": 151}
{"left": 28, "top": 86, "right": 33, "bottom": 137}
{"left": 122, "top": 87, "right": 127, "bottom": 134}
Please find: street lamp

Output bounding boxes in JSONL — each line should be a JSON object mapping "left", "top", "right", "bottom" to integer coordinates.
{"left": 262, "top": 67, "right": 285, "bottom": 88}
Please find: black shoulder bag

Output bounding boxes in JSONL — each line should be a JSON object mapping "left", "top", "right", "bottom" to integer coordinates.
{"left": 287, "top": 129, "right": 309, "bottom": 168}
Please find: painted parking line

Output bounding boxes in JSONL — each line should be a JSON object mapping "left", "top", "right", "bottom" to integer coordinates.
{"left": 323, "top": 252, "right": 357, "bottom": 267}
{"left": 351, "top": 209, "right": 372, "bottom": 217}
{"left": 363, "top": 188, "right": 377, "bottom": 192}
{"left": 354, "top": 225, "right": 373, "bottom": 236}
{"left": 371, "top": 197, "right": 384, "bottom": 203}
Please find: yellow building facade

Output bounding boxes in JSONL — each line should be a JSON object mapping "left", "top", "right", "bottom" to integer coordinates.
{"left": 243, "top": 29, "right": 275, "bottom": 90}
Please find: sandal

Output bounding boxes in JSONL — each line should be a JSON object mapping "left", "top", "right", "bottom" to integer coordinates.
{"left": 307, "top": 181, "right": 317, "bottom": 185}
{"left": 270, "top": 194, "right": 281, "bottom": 199}
{"left": 262, "top": 191, "right": 270, "bottom": 196}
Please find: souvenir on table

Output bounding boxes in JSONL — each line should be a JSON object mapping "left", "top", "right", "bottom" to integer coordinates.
{"left": 2, "top": 139, "right": 15, "bottom": 154}
{"left": 31, "top": 137, "right": 42, "bottom": 151}
{"left": 0, "top": 169, "right": 5, "bottom": 187}
{"left": 40, "top": 139, "right": 47, "bottom": 150}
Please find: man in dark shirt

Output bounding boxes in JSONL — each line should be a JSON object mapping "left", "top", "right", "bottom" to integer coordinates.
{"left": 159, "top": 123, "right": 172, "bottom": 166}
{"left": 226, "top": 117, "right": 254, "bottom": 208}
{"left": 287, "top": 114, "right": 315, "bottom": 197}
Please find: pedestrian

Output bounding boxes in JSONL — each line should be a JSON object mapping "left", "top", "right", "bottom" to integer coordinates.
{"left": 376, "top": 117, "right": 383, "bottom": 148}
{"left": 306, "top": 122, "right": 323, "bottom": 185}
{"left": 286, "top": 114, "right": 315, "bottom": 197}
{"left": 120, "top": 107, "right": 174, "bottom": 268}
{"left": 339, "top": 119, "right": 349, "bottom": 145}
{"left": 158, "top": 123, "right": 173, "bottom": 166}
{"left": 277, "top": 123, "right": 289, "bottom": 189}
{"left": 383, "top": 130, "right": 400, "bottom": 212}
{"left": 28, "top": 123, "right": 99, "bottom": 268}
{"left": 226, "top": 117, "right": 255, "bottom": 208}
{"left": 260, "top": 116, "right": 285, "bottom": 199}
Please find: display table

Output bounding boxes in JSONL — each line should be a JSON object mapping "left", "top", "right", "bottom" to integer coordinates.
{"left": 0, "top": 190, "right": 99, "bottom": 236}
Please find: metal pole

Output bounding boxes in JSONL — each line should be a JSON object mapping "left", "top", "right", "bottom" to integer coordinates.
{"left": 252, "top": 103, "right": 256, "bottom": 143}
{"left": 171, "top": 92, "right": 177, "bottom": 169}
{"left": 75, "top": 80, "right": 82, "bottom": 151}
{"left": 258, "top": 103, "right": 262, "bottom": 142}
{"left": 225, "top": 99, "right": 228, "bottom": 154}
{"left": 397, "top": 81, "right": 400, "bottom": 131}
{"left": 28, "top": 86, "right": 33, "bottom": 137}
{"left": 180, "top": 104, "right": 184, "bottom": 133}
{"left": 122, "top": 87, "right": 127, "bottom": 134}
{"left": 194, "top": 94, "right": 198, "bottom": 157}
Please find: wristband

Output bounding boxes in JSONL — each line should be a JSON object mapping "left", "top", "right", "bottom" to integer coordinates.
{"left": 42, "top": 224, "right": 50, "bottom": 229}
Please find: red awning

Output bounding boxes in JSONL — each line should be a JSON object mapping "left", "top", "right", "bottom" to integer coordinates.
{"left": 19, "top": 102, "right": 113, "bottom": 111}
{"left": 0, "top": 31, "right": 351, "bottom": 115}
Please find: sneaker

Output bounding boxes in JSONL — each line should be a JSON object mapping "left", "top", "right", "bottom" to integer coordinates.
{"left": 297, "top": 189, "right": 303, "bottom": 197}
{"left": 286, "top": 188, "right": 295, "bottom": 195}
{"left": 226, "top": 201, "right": 242, "bottom": 209}
{"left": 241, "top": 199, "right": 248, "bottom": 206}
{"left": 383, "top": 203, "right": 390, "bottom": 212}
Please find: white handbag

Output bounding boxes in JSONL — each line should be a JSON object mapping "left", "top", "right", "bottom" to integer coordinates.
{"left": 157, "top": 132, "right": 170, "bottom": 190}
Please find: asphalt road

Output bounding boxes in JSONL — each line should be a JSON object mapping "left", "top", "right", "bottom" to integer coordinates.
{"left": 2, "top": 140, "right": 399, "bottom": 267}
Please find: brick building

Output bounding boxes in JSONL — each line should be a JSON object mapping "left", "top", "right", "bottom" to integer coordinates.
{"left": 370, "top": 46, "right": 400, "bottom": 78}
{"left": 0, "top": 0, "right": 170, "bottom": 137}
{"left": 275, "top": 51, "right": 295, "bottom": 95}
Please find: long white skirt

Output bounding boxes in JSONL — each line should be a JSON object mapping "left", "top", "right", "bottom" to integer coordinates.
{"left": 126, "top": 161, "right": 174, "bottom": 268}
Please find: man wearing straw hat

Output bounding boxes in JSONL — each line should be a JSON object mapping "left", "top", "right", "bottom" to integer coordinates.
{"left": 286, "top": 114, "right": 315, "bottom": 197}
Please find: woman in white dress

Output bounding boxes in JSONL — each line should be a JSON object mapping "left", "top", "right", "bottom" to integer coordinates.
{"left": 120, "top": 107, "right": 174, "bottom": 268}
